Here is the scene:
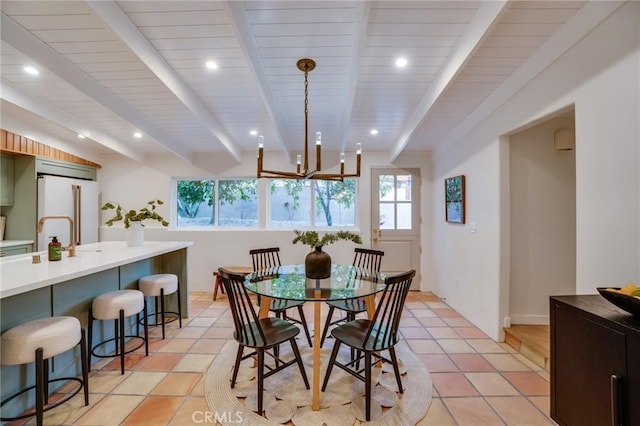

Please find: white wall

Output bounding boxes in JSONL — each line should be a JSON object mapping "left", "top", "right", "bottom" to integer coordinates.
{"left": 509, "top": 116, "right": 576, "bottom": 324}
{"left": 431, "top": 2, "right": 639, "bottom": 340}
{"left": 97, "top": 150, "right": 432, "bottom": 293}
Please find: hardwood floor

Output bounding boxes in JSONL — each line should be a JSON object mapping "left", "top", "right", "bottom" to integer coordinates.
{"left": 504, "top": 325, "right": 550, "bottom": 371}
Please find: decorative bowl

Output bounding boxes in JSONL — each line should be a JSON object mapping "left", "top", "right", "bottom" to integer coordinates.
{"left": 597, "top": 287, "right": 640, "bottom": 317}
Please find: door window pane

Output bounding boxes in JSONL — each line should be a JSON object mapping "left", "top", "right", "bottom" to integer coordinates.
{"left": 396, "top": 175, "right": 412, "bottom": 201}
{"left": 379, "top": 203, "right": 395, "bottom": 230}
{"left": 218, "top": 179, "right": 258, "bottom": 227}
{"left": 379, "top": 175, "right": 395, "bottom": 201}
{"left": 397, "top": 203, "right": 412, "bottom": 229}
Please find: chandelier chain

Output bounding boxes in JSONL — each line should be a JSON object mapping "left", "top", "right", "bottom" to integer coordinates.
{"left": 304, "top": 67, "right": 309, "bottom": 171}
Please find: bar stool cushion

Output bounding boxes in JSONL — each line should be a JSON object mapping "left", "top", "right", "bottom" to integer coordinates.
{"left": 138, "top": 274, "right": 178, "bottom": 296}
{"left": 1, "top": 316, "right": 81, "bottom": 365}
{"left": 92, "top": 290, "right": 144, "bottom": 320}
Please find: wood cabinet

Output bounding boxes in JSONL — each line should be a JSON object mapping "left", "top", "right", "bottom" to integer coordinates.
{"left": 1, "top": 156, "right": 14, "bottom": 206}
{"left": 550, "top": 295, "right": 640, "bottom": 426}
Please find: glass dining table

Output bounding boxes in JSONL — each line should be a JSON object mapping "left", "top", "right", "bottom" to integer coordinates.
{"left": 244, "top": 264, "right": 386, "bottom": 411}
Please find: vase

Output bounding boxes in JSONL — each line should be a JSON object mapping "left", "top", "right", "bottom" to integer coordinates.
{"left": 126, "top": 222, "right": 144, "bottom": 247}
{"left": 305, "top": 246, "right": 331, "bottom": 279}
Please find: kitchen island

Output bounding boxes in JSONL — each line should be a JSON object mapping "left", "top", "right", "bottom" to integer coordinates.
{"left": 0, "top": 240, "right": 193, "bottom": 410}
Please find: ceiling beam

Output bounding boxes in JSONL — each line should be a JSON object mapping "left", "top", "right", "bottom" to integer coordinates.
{"left": 85, "top": 0, "right": 242, "bottom": 163}
{"left": 1, "top": 81, "right": 145, "bottom": 162}
{"left": 434, "top": 0, "right": 626, "bottom": 160}
{"left": 224, "top": 0, "right": 291, "bottom": 161}
{"left": 0, "top": 11, "right": 191, "bottom": 163}
{"left": 389, "top": 1, "right": 510, "bottom": 161}
{"left": 338, "top": 1, "right": 370, "bottom": 154}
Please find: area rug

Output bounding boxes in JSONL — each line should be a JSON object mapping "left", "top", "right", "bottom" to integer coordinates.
{"left": 205, "top": 339, "right": 432, "bottom": 425}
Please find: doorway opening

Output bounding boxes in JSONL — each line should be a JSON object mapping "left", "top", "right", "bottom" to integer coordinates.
{"left": 504, "top": 109, "right": 576, "bottom": 364}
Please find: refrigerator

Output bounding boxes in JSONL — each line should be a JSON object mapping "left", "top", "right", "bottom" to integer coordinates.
{"left": 37, "top": 175, "right": 99, "bottom": 251}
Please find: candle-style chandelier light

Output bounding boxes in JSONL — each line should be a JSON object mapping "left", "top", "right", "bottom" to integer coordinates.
{"left": 257, "top": 58, "right": 361, "bottom": 181}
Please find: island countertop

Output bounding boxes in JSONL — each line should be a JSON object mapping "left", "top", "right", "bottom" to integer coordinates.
{"left": 0, "top": 240, "right": 193, "bottom": 299}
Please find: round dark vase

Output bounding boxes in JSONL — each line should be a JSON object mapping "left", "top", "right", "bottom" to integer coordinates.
{"left": 305, "top": 246, "right": 332, "bottom": 279}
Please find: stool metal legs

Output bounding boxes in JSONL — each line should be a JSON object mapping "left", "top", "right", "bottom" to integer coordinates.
{"left": 88, "top": 303, "right": 149, "bottom": 375}
{"left": 0, "top": 332, "right": 89, "bottom": 426}
{"left": 35, "top": 348, "right": 44, "bottom": 425}
{"left": 143, "top": 287, "right": 182, "bottom": 339}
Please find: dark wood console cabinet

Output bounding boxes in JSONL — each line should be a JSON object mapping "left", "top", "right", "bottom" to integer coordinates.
{"left": 550, "top": 295, "right": 640, "bottom": 426}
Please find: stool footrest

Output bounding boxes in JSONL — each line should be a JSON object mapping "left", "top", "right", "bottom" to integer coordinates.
{"left": 90, "top": 336, "right": 145, "bottom": 359}
{"left": 138, "top": 311, "right": 180, "bottom": 327}
{"left": 0, "top": 377, "right": 85, "bottom": 421}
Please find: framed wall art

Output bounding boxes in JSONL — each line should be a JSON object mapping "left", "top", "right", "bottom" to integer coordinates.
{"left": 445, "top": 175, "right": 465, "bottom": 224}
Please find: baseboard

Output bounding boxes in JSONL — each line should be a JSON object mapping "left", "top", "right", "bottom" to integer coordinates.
{"left": 509, "top": 314, "right": 549, "bottom": 325}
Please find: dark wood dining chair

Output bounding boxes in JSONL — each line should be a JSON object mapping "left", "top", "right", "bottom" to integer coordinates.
{"left": 249, "top": 247, "right": 313, "bottom": 347}
{"left": 218, "top": 268, "right": 310, "bottom": 414}
{"left": 319, "top": 247, "right": 384, "bottom": 348}
{"left": 321, "top": 269, "right": 416, "bottom": 421}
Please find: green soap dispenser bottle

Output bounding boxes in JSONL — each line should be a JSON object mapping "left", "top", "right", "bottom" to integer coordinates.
{"left": 48, "top": 236, "right": 62, "bottom": 261}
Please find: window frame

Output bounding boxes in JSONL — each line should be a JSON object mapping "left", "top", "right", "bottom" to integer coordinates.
{"left": 171, "top": 176, "right": 358, "bottom": 230}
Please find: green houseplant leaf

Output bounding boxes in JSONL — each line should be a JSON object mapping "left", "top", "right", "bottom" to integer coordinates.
{"left": 101, "top": 199, "right": 169, "bottom": 228}
{"left": 292, "top": 230, "right": 362, "bottom": 249}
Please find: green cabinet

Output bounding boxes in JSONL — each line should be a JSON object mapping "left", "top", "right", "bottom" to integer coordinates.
{"left": 35, "top": 158, "right": 96, "bottom": 180}
{"left": 0, "top": 243, "right": 33, "bottom": 257}
{"left": 1, "top": 156, "right": 14, "bottom": 206}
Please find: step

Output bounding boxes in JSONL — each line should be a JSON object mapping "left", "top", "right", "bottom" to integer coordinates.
{"left": 504, "top": 325, "right": 550, "bottom": 371}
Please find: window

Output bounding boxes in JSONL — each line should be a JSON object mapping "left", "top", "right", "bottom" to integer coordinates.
{"left": 379, "top": 174, "right": 412, "bottom": 230}
{"left": 174, "top": 177, "right": 356, "bottom": 229}
{"left": 269, "top": 180, "right": 311, "bottom": 227}
{"left": 218, "top": 179, "right": 258, "bottom": 227}
{"left": 269, "top": 178, "right": 356, "bottom": 228}
{"left": 175, "top": 178, "right": 257, "bottom": 228}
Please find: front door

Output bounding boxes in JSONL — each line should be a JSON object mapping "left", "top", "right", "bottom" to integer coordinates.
{"left": 371, "top": 168, "right": 421, "bottom": 290}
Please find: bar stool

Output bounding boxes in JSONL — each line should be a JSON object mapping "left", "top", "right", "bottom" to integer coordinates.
{"left": 0, "top": 316, "right": 89, "bottom": 426}
{"left": 88, "top": 289, "right": 148, "bottom": 375}
{"left": 138, "top": 273, "right": 182, "bottom": 339}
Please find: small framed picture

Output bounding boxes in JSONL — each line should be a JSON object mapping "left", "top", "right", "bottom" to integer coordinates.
{"left": 445, "top": 175, "right": 465, "bottom": 224}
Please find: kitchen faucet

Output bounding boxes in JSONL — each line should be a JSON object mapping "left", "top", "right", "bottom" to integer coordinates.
{"left": 37, "top": 216, "right": 76, "bottom": 257}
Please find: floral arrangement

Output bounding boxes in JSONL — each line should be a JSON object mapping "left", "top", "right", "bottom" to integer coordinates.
{"left": 292, "top": 230, "right": 362, "bottom": 249}
{"left": 101, "top": 200, "right": 169, "bottom": 228}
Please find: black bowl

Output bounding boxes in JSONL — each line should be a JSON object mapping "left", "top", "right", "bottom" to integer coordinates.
{"left": 597, "top": 287, "right": 640, "bottom": 317}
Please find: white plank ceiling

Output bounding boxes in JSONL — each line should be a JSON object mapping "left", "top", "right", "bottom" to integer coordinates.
{"left": 0, "top": 0, "right": 614, "bottom": 166}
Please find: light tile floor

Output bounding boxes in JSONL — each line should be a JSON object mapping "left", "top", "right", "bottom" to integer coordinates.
{"left": 8, "top": 292, "right": 555, "bottom": 425}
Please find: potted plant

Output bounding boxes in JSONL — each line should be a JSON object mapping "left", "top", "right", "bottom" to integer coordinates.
{"left": 292, "top": 230, "right": 362, "bottom": 279}
{"left": 101, "top": 200, "right": 169, "bottom": 246}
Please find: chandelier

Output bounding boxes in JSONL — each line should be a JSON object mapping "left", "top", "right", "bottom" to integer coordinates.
{"left": 257, "top": 58, "right": 361, "bottom": 181}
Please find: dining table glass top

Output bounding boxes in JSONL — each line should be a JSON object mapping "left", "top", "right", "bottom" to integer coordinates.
{"left": 244, "top": 264, "right": 386, "bottom": 302}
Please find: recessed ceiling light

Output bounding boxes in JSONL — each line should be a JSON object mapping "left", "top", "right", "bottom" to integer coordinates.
{"left": 134, "top": 131, "right": 143, "bottom": 139}
{"left": 24, "top": 66, "right": 39, "bottom": 75}
{"left": 250, "top": 130, "right": 258, "bottom": 136}
{"left": 395, "top": 57, "right": 408, "bottom": 68}
{"left": 77, "top": 134, "right": 86, "bottom": 139}
{"left": 370, "top": 129, "right": 379, "bottom": 135}
{"left": 205, "top": 60, "right": 218, "bottom": 70}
